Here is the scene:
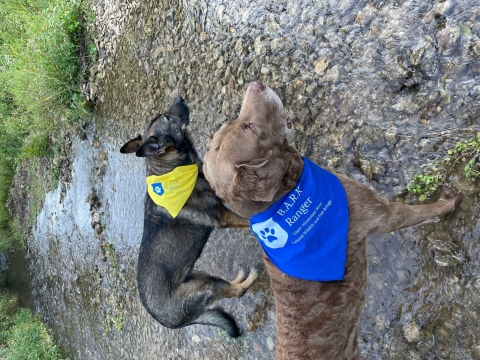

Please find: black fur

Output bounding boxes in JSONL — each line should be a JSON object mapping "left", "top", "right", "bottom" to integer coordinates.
{"left": 120, "top": 97, "right": 254, "bottom": 337}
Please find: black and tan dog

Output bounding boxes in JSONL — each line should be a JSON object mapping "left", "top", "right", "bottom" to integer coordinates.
{"left": 120, "top": 97, "right": 257, "bottom": 337}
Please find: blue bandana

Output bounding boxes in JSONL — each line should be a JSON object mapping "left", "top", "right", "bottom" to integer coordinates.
{"left": 250, "top": 158, "right": 349, "bottom": 281}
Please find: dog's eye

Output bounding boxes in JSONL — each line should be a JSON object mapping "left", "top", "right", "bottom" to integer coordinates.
{"left": 243, "top": 123, "right": 257, "bottom": 135}
{"left": 147, "top": 138, "right": 159, "bottom": 149}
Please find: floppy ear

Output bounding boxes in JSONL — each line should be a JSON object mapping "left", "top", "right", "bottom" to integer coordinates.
{"left": 230, "top": 157, "right": 287, "bottom": 202}
{"left": 120, "top": 135, "right": 142, "bottom": 154}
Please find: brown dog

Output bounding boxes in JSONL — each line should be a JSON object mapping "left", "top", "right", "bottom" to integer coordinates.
{"left": 203, "top": 81, "right": 460, "bottom": 359}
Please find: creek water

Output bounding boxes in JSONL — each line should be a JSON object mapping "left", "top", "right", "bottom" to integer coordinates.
{"left": 6, "top": 0, "right": 480, "bottom": 359}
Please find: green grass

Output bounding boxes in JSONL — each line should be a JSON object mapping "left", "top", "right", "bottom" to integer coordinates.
{"left": 0, "top": 289, "right": 68, "bottom": 359}
{"left": 407, "top": 134, "right": 480, "bottom": 200}
{"left": 0, "top": 0, "right": 96, "bottom": 251}
{"left": 0, "top": 1, "right": 94, "bottom": 356}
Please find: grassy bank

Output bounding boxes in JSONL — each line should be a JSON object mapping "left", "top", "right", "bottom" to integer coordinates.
{"left": 0, "top": 0, "right": 95, "bottom": 251}
{"left": 0, "top": 0, "right": 94, "bottom": 357}
{"left": 0, "top": 285, "right": 68, "bottom": 360}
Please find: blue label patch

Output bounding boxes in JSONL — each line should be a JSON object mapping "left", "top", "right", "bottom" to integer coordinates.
{"left": 252, "top": 218, "right": 289, "bottom": 249}
{"left": 151, "top": 182, "right": 164, "bottom": 196}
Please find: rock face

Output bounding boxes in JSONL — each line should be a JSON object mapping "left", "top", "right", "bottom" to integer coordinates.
{"left": 9, "top": 0, "right": 480, "bottom": 359}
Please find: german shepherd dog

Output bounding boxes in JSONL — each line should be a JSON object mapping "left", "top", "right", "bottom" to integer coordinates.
{"left": 120, "top": 97, "right": 257, "bottom": 337}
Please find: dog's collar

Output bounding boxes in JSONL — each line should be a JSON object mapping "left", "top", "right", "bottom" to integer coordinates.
{"left": 146, "top": 164, "right": 198, "bottom": 218}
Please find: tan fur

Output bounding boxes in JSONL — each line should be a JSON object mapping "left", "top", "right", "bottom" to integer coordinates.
{"left": 203, "top": 81, "right": 461, "bottom": 359}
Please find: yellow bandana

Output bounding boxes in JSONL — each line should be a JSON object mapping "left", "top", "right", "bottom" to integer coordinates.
{"left": 146, "top": 164, "right": 198, "bottom": 218}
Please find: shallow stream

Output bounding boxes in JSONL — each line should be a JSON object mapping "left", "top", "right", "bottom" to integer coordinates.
{"left": 6, "top": 0, "right": 480, "bottom": 359}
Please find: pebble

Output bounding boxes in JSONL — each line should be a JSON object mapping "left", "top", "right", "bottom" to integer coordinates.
{"left": 403, "top": 321, "right": 421, "bottom": 343}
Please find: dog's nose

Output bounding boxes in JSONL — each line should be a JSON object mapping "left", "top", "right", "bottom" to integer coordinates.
{"left": 249, "top": 81, "right": 265, "bottom": 91}
{"left": 173, "top": 96, "right": 185, "bottom": 105}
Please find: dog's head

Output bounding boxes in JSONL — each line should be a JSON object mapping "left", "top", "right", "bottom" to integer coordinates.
{"left": 204, "top": 81, "right": 302, "bottom": 218}
{"left": 120, "top": 97, "right": 190, "bottom": 157}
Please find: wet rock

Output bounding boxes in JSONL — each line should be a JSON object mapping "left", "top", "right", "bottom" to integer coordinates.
{"left": 410, "top": 39, "right": 437, "bottom": 79}
{"left": 254, "top": 36, "right": 269, "bottom": 55}
{"left": 403, "top": 321, "right": 421, "bottom": 343}
{"left": 381, "top": 56, "right": 421, "bottom": 93}
{"left": 92, "top": 212, "right": 101, "bottom": 228}
{"left": 416, "top": 336, "right": 435, "bottom": 354}
{"left": 427, "top": 233, "right": 464, "bottom": 267}
{"left": 391, "top": 97, "right": 420, "bottom": 114}
{"left": 86, "top": 190, "right": 101, "bottom": 211}
{"left": 436, "top": 26, "right": 461, "bottom": 54}
{"left": 374, "top": 314, "right": 389, "bottom": 332}
{"left": 314, "top": 56, "right": 329, "bottom": 74}
{"left": 451, "top": 172, "right": 480, "bottom": 196}
{"left": 97, "top": 163, "right": 107, "bottom": 177}
{"left": 325, "top": 65, "right": 340, "bottom": 82}
{"left": 266, "top": 336, "right": 274, "bottom": 351}
{"left": 359, "top": 157, "right": 386, "bottom": 180}
{"left": 468, "top": 85, "right": 480, "bottom": 100}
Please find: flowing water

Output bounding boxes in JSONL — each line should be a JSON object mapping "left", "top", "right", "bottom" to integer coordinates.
{"left": 5, "top": 0, "right": 480, "bottom": 359}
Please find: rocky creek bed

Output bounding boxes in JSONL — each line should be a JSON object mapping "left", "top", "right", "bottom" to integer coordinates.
{"left": 5, "top": 0, "right": 480, "bottom": 359}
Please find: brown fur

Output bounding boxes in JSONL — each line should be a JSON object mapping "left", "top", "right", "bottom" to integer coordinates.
{"left": 203, "top": 82, "right": 461, "bottom": 359}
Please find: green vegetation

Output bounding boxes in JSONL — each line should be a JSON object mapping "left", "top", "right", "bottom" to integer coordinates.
{"left": 0, "top": 0, "right": 95, "bottom": 354}
{"left": 0, "top": 288, "right": 68, "bottom": 359}
{"left": 102, "top": 242, "right": 126, "bottom": 332}
{"left": 0, "top": 0, "right": 96, "bottom": 251}
{"left": 407, "top": 134, "right": 480, "bottom": 201}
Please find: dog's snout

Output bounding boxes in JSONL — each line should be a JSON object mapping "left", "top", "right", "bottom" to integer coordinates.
{"left": 249, "top": 81, "right": 265, "bottom": 91}
{"left": 173, "top": 96, "right": 185, "bottom": 105}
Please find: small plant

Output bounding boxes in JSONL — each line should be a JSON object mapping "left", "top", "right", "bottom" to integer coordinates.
{"left": 407, "top": 174, "right": 440, "bottom": 202}
{"left": 104, "top": 242, "right": 118, "bottom": 270}
{"left": 407, "top": 134, "right": 480, "bottom": 201}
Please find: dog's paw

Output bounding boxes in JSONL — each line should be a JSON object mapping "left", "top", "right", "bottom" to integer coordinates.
{"left": 230, "top": 269, "right": 259, "bottom": 297}
{"left": 230, "top": 269, "right": 245, "bottom": 285}
{"left": 439, "top": 185, "right": 462, "bottom": 211}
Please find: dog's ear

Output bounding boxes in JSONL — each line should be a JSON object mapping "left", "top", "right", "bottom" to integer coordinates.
{"left": 120, "top": 135, "right": 142, "bottom": 154}
{"left": 230, "top": 157, "right": 287, "bottom": 202}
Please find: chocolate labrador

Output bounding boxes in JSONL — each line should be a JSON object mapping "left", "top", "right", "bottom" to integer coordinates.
{"left": 120, "top": 97, "right": 257, "bottom": 337}
{"left": 203, "top": 82, "right": 460, "bottom": 358}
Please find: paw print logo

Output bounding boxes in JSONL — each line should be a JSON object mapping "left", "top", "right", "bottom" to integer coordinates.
{"left": 259, "top": 228, "right": 278, "bottom": 242}
{"left": 252, "top": 218, "right": 288, "bottom": 249}
{"left": 151, "top": 182, "right": 164, "bottom": 196}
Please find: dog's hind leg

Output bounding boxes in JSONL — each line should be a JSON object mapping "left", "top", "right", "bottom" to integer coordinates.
{"left": 180, "top": 270, "right": 258, "bottom": 337}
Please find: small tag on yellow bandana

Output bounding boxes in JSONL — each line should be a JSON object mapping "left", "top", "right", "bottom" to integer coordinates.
{"left": 146, "top": 164, "right": 198, "bottom": 218}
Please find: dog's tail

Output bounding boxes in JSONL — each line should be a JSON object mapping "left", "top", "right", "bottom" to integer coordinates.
{"left": 193, "top": 309, "right": 240, "bottom": 338}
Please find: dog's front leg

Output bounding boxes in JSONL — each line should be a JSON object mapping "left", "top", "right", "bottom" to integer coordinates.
{"left": 215, "top": 204, "right": 250, "bottom": 228}
{"left": 373, "top": 185, "right": 461, "bottom": 234}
